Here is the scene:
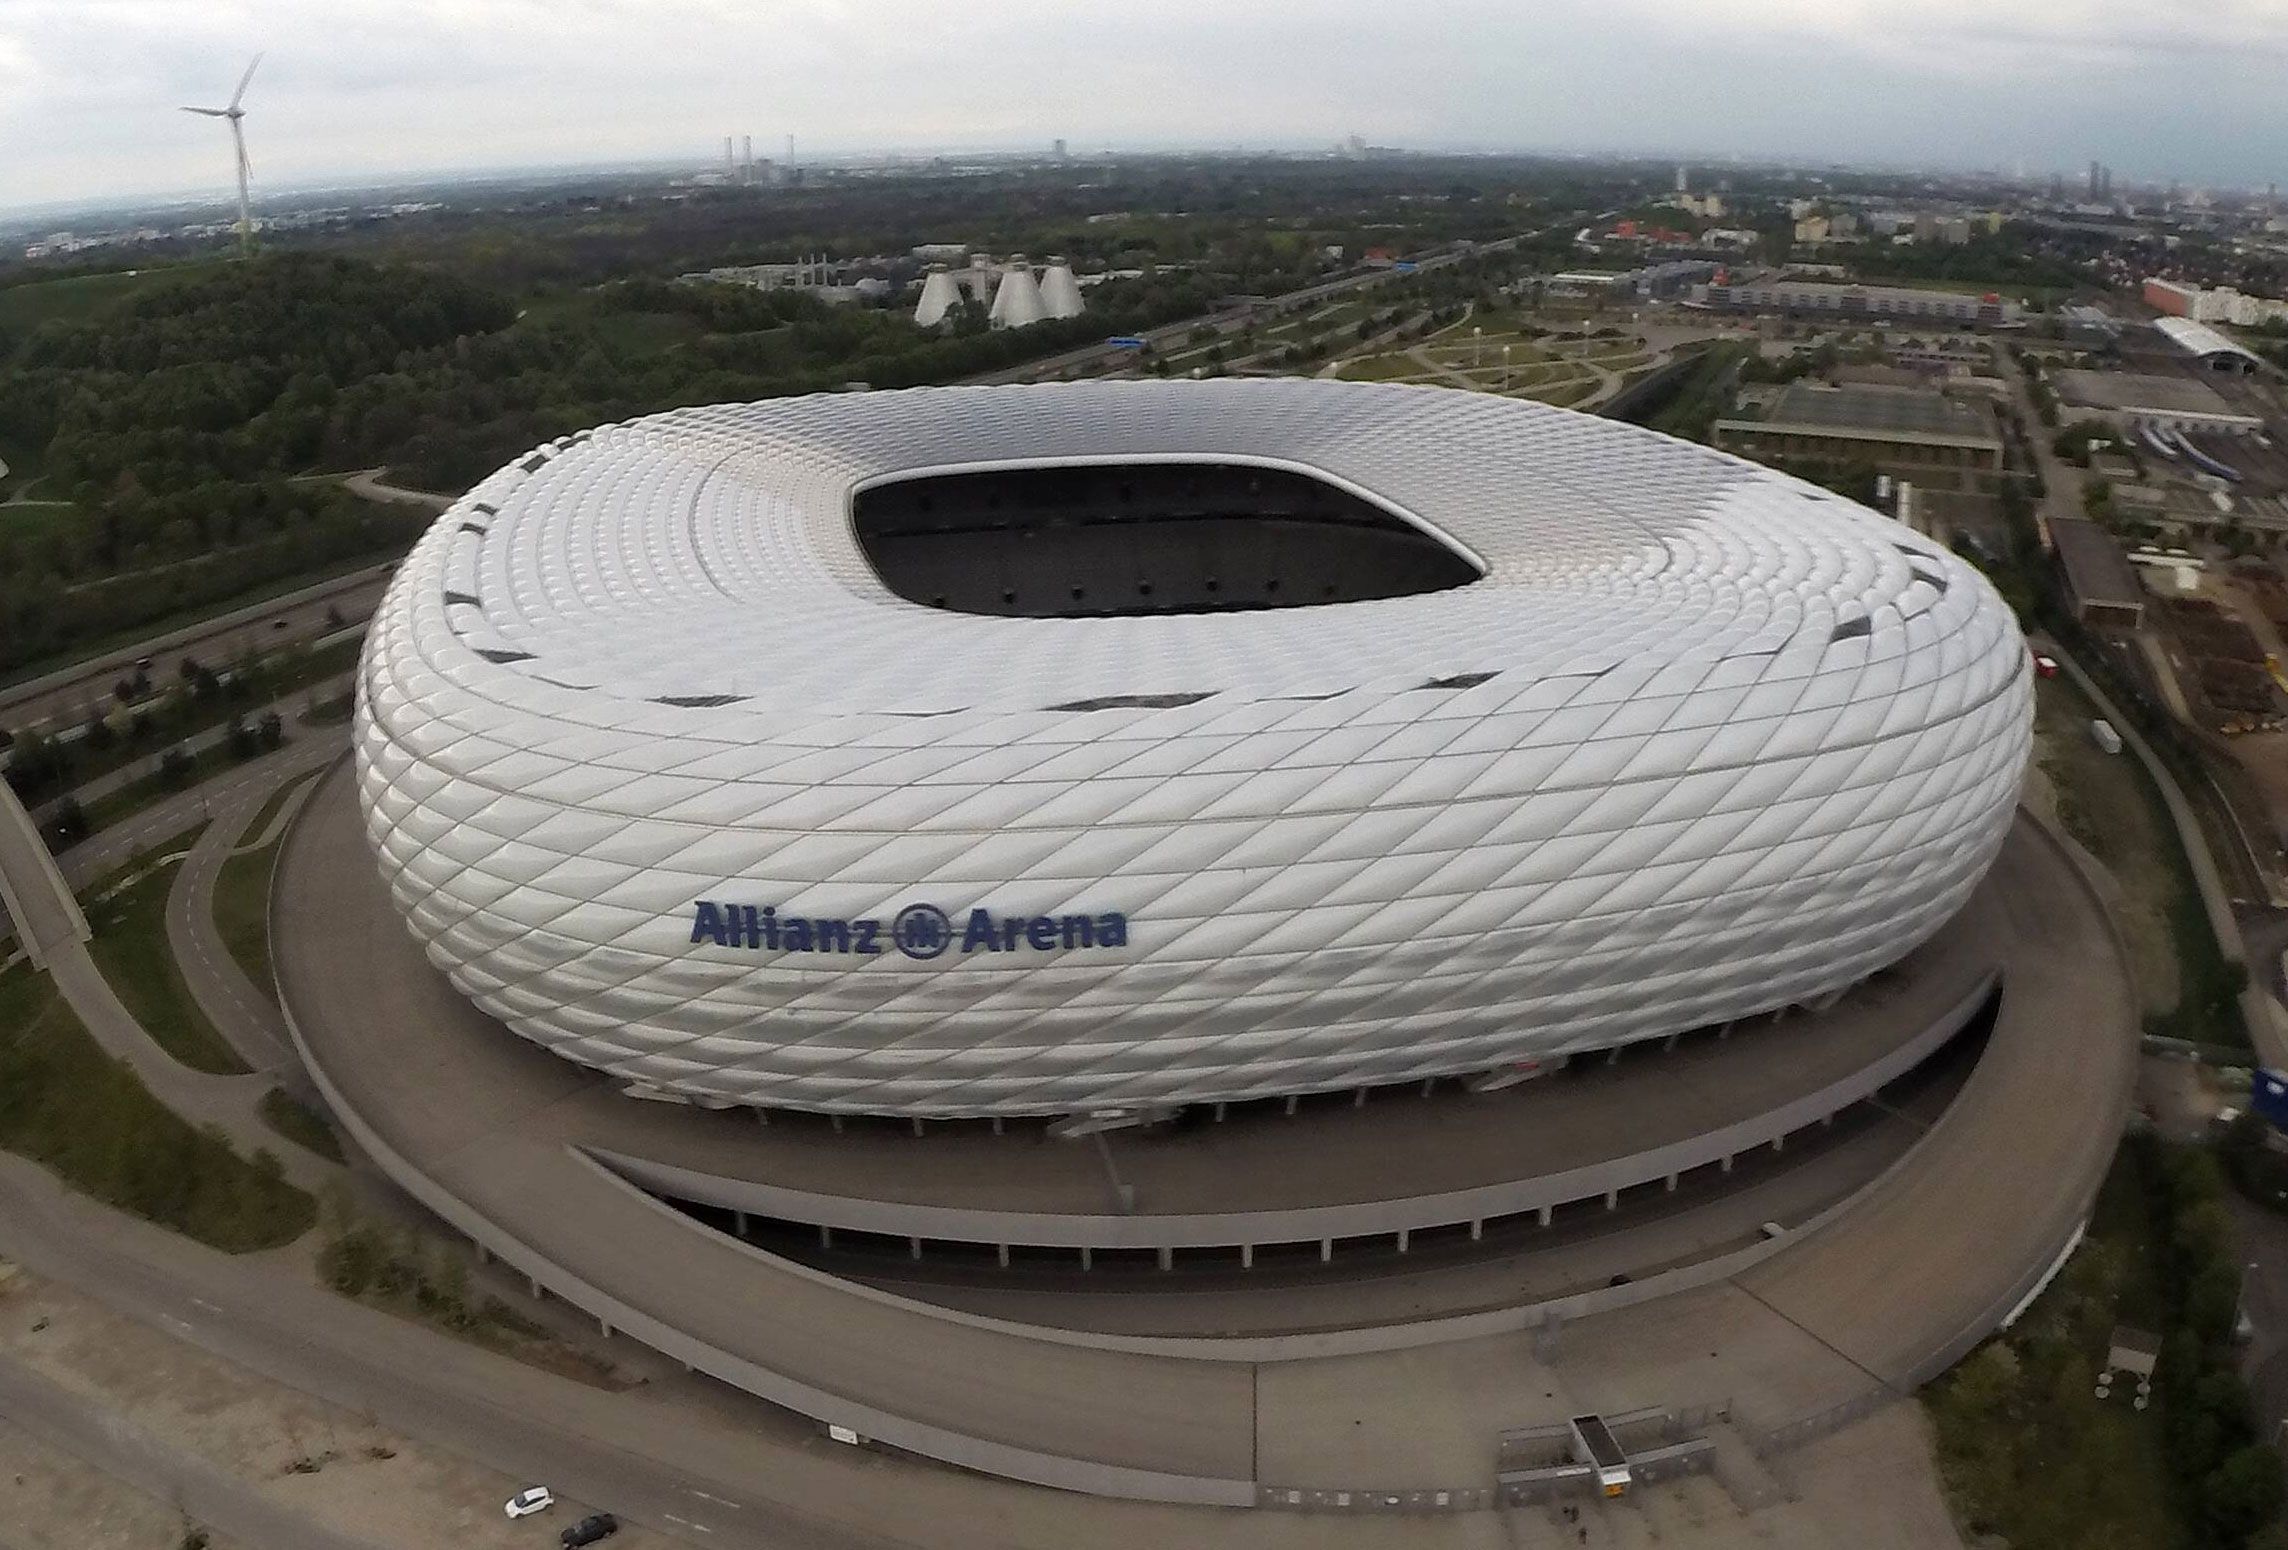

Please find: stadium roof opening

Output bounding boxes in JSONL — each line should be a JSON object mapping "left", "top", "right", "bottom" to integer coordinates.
{"left": 851, "top": 461, "right": 1483, "bottom": 617}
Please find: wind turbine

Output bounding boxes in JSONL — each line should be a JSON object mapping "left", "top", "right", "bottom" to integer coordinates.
{"left": 182, "top": 54, "right": 262, "bottom": 256}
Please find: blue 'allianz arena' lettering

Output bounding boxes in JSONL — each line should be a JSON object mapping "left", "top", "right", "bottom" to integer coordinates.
{"left": 690, "top": 900, "right": 1128, "bottom": 961}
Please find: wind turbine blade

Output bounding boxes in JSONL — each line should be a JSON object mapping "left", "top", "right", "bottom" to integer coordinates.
{"left": 231, "top": 52, "right": 263, "bottom": 110}
{"left": 182, "top": 106, "right": 229, "bottom": 117}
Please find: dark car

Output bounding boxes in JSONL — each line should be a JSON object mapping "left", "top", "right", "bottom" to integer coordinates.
{"left": 560, "top": 1514, "right": 619, "bottom": 1548}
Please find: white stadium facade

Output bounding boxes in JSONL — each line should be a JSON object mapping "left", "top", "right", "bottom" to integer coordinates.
{"left": 354, "top": 379, "right": 2032, "bottom": 1121}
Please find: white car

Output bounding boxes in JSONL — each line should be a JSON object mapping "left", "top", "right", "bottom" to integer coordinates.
{"left": 505, "top": 1486, "right": 555, "bottom": 1519}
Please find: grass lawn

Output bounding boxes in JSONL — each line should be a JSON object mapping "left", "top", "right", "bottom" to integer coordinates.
{"left": 2034, "top": 674, "right": 2186, "bottom": 1015}
{"left": 0, "top": 961, "right": 311, "bottom": 1252}
{"left": 259, "top": 1087, "right": 345, "bottom": 1165}
{"left": 212, "top": 794, "right": 306, "bottom": 999}
{"left": 1335, "top": 352, "right": 1428, "bottom": 383}
{"left": 0, "top": 266, "right": 202, "bottom": 342}
{"left": 84, "top": 831, "right": 250, "bottom": 1076}
{"left": 0, "top": 499, "right": 81, "bottom": 544}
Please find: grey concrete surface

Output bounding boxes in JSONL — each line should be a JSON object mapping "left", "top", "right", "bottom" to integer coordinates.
{"left": 581, "top": 949, "right": 1993, "bottom": 1247}
{"left": 276, "top": 752, "right": 2135, "bottom": 1505}
{"left": 0, "top": 770, "right": 86, "bottom": 967}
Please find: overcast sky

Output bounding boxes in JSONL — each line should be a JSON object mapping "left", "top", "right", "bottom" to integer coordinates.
{"left": 8, "top": 0, "right": 2288, "bottom": 215}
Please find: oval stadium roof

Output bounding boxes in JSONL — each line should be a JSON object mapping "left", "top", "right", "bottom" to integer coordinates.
{"left": 356, "top": 379, "right": 2032, "bottom": 1117}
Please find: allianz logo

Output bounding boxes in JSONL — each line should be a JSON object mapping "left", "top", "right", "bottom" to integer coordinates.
{"left": 689, "top": 901, "right": 1130, "bottom": 961}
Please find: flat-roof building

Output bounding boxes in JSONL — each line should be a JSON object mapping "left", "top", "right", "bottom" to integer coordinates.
{"left": 1711, "top": 384, "right": 2006, "bottom": 491}
{"left": 2051, "top": 370, "right": 2264, "bottom": 436}
{"left": 1693, "top": 280, "right": 2020, "bottom": 328}
{"left": 2048, "top": 516, "right": 2147, "bottom": 631}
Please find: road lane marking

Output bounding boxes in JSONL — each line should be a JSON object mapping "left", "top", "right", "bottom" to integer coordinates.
{"left": 663, "top": 1514, "right": 713, "bottom": 1533}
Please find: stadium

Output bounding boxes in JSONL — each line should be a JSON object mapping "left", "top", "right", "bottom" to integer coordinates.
{"left": 277, "top": 378, "right": 2128, "bottom": 1507}
{"left": 353, "top": 378, "right": 2030, "bottom": 1119}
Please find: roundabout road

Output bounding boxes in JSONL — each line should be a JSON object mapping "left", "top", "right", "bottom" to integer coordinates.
{"left": 278, "top": 754, "right": 2137, "bottom": 1507}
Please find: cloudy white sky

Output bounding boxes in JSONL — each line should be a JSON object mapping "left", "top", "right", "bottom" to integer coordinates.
{"left": 6, "top": 0, "right": 2288, "bottom": 214}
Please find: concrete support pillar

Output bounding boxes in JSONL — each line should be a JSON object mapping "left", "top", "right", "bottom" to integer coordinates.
{"left": 599, "top": 1316, "right": 612, "bottom": 1339}
{"left": 1421, "top": 1077, "right": 1437, "bottom": 1097}
{"left": 1720, "top": 1154, "right": 1735, "bottom": 1174}
{"left": 1665, "top": 1173, "right": 1679, "bottom": 1193}
{"left": 1241, "top": 1244, "right": 1254, "bottom": 1269}
{"left": 1353, "top": 1087, "right": 1368, "bottom": 1109}
{"left": 911, "top": 1117, "right": 925, "bottom": 1137}
{"left": 1285, "top": 1095, "right": 1300, "bottom": 1117}
{"left": 1664, "top": 1032, "right": 1680, "bottom": 1052}
{"left": 1606, "top": 1046, "right": 1621, "bottom": 1066}
{"left": 819, "top": 1225, "right": 834, "bottom": 1250}
{"left": 1822, "top": 1111, "right": 1836, "bottom": 1128}
{"left": 1157, "top": 1246, "right": 1173, "bottom": 1271}
{"left": 829, "top": 1113, "right": 845, "bottom": 1134}
{"left": 909, "top": 1237, "right": 923, "bottom": 1260}
{"left": 1717, "top": 1021, "right": 1733, "bottom": 1040}
{"left": 1396, "top": 1228, "right": 1411, "bottom": 1253}
{"left": 1604, "top": 1188, "right": 1618, "bottom": 1211}
{"left": 1470, "top": 1219, "right": 1484, "bottom": 1241}
{"left": 1320, "top": 1237, "right": 1334, "bottom": 1263}
{"left": 733, "top": 1210, "right": 749, "bottom": 1236}
{"left": 1537, "top": 1205, "right": 1553, "bottom": 1227}
{"left": 1772, "top": 1133, "right": 1786, "bottom": 1153}
{"left": 1080, "top": 1245, "right": 1093, "bottom": 1271}
{"left": 997, "top": 1243, "right": 1010, "bottom": 1268}
{"left": 991, "top": 1116, "right": 1004, "bottom": 1135}
{"left": 527, "top": 1276, "right": 542, "bottom": 1299}
{"left": 1213, "top": 1102, "right": 1227, "bottom": 1122}
{"left": 754, "top": 1107, "right": 769, "bottom": 1126}
{"left": 473, "top": 1241, "right": 489, "bottom": 1264}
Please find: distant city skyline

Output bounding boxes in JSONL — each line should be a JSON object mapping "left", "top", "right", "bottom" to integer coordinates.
{"left": 7, "top": 0, "right": 2288, "bottom": 215}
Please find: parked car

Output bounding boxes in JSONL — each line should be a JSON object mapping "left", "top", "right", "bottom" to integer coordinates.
{"left": 561, "top": 1513, "right": 620, "bottom": 1547}
{"left": 504, "top": 1486, "right": 554, "bottom": 1519}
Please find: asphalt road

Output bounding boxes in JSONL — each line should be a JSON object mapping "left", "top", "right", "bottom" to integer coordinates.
{"left": 0, "top": 569, "right": 392, "bottom": 737}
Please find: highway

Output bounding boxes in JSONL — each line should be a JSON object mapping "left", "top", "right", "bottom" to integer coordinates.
{"left": 0, "top": 567, "right": 392, "bottom": 736}
{"left": 0, "top": 467, "right": 444, "bottom": 736}
{"left": 962, "top": 232, "right": 1544, "bottom": 387}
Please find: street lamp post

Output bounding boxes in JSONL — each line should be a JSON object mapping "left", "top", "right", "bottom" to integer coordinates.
{"left": 1503, "top": 344, "right": 1513, "bottom": 393}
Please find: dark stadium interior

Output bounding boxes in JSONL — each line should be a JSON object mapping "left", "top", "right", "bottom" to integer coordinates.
{"left": 851, "top": 462, "right": 1483, "bottom": 617}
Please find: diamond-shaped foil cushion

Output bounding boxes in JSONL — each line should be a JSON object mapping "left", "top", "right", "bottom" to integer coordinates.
{"left": 355, "top": 380, "right": 2031, "bottom": 1117}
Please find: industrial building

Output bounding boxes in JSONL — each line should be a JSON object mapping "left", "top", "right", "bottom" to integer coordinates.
{"left": 915, "top": 254, "right": 1084, "bottom": 330}
{"left": 2051, "top": 370, "right": 2264, "bottom": 436}
{"left": 1710, "top": 384, "right": 2006, "bottom": 491}
{"left": 356, "top": 380, "right": 2028, "bottom": 1119}
{"left": 2152, "top": 316, "right": 2264, "bottom": 374}
{"left": 1693, "top": 280, "right": 2020, "bottom": 327}
{"left": 2047, "top": 516, "right": 2147, "bottom": 631}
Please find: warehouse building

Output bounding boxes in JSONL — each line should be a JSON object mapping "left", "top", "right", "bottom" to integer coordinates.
{"left": 1711, "top": 384, "right": 2006, "bottom": 491}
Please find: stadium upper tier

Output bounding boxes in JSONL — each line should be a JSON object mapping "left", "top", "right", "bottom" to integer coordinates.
{"left": 355, "top": 380, "right": 2031, "bottom": 1118}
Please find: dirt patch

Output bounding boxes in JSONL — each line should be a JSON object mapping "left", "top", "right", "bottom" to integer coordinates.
{"left": 0, "top": 1414, "right": 236, "bottom": 1550}
{"left": 0, "top": 1275, "right": 674, "bottom": 1550}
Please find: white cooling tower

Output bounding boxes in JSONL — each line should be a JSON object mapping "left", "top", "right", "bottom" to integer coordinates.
{"left": 1039, "top": 259, "right": 1085, "bottom": 320}
{"left": 988, "top": 260, "right": 1047, "bottom": 329}
{"left": 914, "top": 269, "right": 961, "bottom": 329}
